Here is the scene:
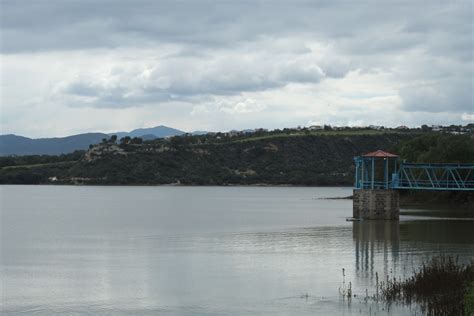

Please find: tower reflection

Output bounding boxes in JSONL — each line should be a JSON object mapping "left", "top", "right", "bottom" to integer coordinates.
{"left": 353, "top": 221, "right": 400, "bottom": 279}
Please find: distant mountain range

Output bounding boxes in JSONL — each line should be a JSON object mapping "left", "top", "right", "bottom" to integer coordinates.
{"left": 111, "top": 125, "right": 186, "bottom": 140}
{"left": 0, "top": 125, "right": 189, "bottom": 156}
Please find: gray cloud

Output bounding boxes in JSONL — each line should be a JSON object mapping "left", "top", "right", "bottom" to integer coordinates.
{"left": 399, "top": 77, "right": 473, "bottom": 113}
{"left": 54, "top": 50, "right": 331, "bottom": 108}
{"left": 1, "top": 0, "right": 472, "bottom": 136}
{"left": 2, "top": 1, "right": 471, "bottom": 56}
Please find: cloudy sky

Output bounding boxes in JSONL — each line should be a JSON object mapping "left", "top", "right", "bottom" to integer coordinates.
{"left": 1, "top": 0, "right": 473, "bottom": 137}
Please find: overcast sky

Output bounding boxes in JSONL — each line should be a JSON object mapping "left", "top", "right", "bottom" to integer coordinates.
{"left": 1, "top": 0, "right": 473, "bottom": 137}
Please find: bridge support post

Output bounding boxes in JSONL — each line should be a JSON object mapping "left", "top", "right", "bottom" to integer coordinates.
{"left": 353, "top": 189, "right": 399, "bottom": 220}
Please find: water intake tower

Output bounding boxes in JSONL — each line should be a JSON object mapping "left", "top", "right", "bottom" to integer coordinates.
{"left": 353, "top": 150, "right": 400, "bottom": 220}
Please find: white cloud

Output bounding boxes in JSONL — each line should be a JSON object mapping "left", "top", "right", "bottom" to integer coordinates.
{"left": 1, "top": 1, "right": 472, "bottom": 137}
{"left": 50, "top": 46, "right": 333, "bottom": 109}
{"left": 192, "top": 97, "right": 266, "bottom": 116}
{"left": 461, "top": 113, "right": 474, "bottom": 122}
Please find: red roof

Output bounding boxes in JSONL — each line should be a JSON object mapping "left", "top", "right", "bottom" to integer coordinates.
{"left": 362, "top": 150, "right": 399, "bottom": 158}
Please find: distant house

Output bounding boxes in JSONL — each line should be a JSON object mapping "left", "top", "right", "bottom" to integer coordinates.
{"left": 309, "top": 125, "right": 323, "bottom": 130}
{"left": 242, "top": 129, "right": 254, "bottom": 134}
{"left": 369, "top": 125, "right": 384, "bottom": 130}
{"left": 431, "top": 125, "right": 442, "bottom": 132}
{"left": 396, "top": 125, "right": 409, "bottom": 130}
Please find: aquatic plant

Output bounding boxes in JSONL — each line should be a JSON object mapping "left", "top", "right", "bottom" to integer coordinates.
{"left": 465, "top": 282, "right": 474, "bottom": 315}
{"left": 379, "top": 255, "right": 473, "bottom": 315}
{"left": 339, "top": 268, "right": 354, "bottom": 303}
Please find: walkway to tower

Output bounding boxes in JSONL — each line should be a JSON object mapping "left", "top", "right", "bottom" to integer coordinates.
{"left": 354, "top": 150, "right": 474, "bottom": 191}
{"left": 352, "top": 150, "right": 474, "bottom": 220}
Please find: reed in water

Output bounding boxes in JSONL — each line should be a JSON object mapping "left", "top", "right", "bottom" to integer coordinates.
{"left": 378, "top": 255, "right": 473, "bottom": 316}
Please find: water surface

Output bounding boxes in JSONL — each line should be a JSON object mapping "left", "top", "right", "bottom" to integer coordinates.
{"left": 1, "top": 186, "right": 473, "bottom": 315}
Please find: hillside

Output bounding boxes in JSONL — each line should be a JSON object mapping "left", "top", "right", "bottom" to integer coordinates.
{"left": 0, "top": 131, "right": 418, "bottom": 185}
{"left": 0, "top": 125, "right": 186, "bottom": 156}
{"left": 111, "top": 125, "right": 185, "bottom": 139}
{"left": 2, "top": 131, "right": 472, "bottom": 187}
{"left": 0, "top": 133, "right": 108, "bottom": 156}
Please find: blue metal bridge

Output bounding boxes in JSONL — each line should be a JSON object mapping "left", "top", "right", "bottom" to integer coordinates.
{"left": 354, "top": 150, "right": 474, "bottom": 191}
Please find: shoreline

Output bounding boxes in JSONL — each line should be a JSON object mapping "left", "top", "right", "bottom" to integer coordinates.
{"left": 0, "top": 183, "right": 353, "bottom": 188}
{"left": 1, "top": 183, "right": 471, "bottom": 209}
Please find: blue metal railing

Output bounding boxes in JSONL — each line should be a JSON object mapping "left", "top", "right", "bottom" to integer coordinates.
{"left": 358, "top": 181, "right": 395, "bottom": 190}
{"left": 393, "top": 163, "right": 474, "bottom": 191}
{"left": 354, "top": 160, "right": 474, "bottom": 191}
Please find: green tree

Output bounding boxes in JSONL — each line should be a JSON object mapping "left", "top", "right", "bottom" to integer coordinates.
{"left": 120, "top": 136, "right": 131, "bottom": 145}
{"left": 397, "top": 134, "right": 474, "bottom": 163}
{"left": 110, "top": 135, "right": 118, "bottom": 143}
{"left": 131, "top": 137, "right": 143, "bottom": 144}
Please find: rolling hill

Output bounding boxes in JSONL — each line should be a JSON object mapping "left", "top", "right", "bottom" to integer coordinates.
{"left": 0, "top": 125, "right": 186, "bottom": 156}
{"left": 0, "top": 133, "right": 108, "bottom": 156}
{"left": 111, "top": 125, "right": 185, "bottom": 139}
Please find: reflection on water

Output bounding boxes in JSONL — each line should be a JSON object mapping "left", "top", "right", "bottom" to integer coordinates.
{"left": 351, "top": 218, "right": 474, "bottom": 295}
{"left": 1, "top": 185, "right": 473, "bottom": 315}
{"left": 350, "top": 218, "right": 474, "bottom": 315}
{"left": 353, "top": 221, "right": 400, "bottom": 277}
{"left": 400, "top": 219, "right": 474, "bottom": 245}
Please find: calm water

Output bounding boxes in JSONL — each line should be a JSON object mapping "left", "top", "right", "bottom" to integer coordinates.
{"left": 1, "top": 186, "right": 473, "bottom": 315}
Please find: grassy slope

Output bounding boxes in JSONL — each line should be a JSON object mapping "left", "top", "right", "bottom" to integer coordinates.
{"left": 1, "top": 161, "right": 77, "bottom": 170}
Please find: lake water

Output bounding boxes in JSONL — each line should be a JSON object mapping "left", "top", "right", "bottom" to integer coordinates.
{"left": 1, "top": 186, "right": 473, "bottom": 315}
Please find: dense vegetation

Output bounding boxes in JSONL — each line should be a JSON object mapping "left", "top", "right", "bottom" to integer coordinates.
{"left": 378, "top": 256, "right": 473, "bottom": 315}
{"left": 0, "top": 130, "right": 472, "bottom": 187}
{"left": 394, "top": 133, "right": 474, "bottom": 163}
